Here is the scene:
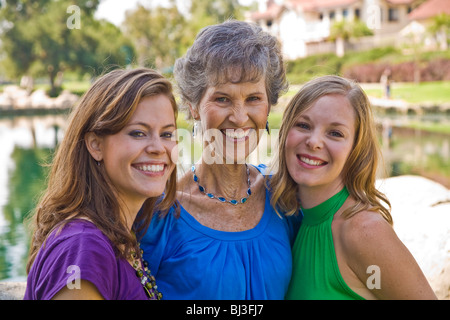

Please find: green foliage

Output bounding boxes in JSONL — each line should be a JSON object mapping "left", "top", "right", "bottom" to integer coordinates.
{"left": 0, "top": 0, "right": 248, "bottom": 88}
{"left": 286, "top": 46, "right": 450, "bottom": 84}
{"left": 286, "top": 53, "right": 343, "bottom": 83}
{"left": 189, "top": 0, "right": 244, "bottom": 32}
{"left": 329, "top": 19, "right": 373, "bottom": 41}
{"left": 428, "top": 13, "right": 450, "bottom": 33}
{"left": 123, "top": 3, "right": 188, "bottom": 70}
{"left": 123, "top": 0, "right": 246, "bottom": 71}
{"left": 0, "top": 0, "right": 133, "bottom": 93}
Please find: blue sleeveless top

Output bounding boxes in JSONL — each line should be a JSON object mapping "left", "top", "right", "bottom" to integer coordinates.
{"left": 140, "top": 165, "right": 301, "bottom": 300}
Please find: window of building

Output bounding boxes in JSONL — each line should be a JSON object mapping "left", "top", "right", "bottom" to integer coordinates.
{"left": 388, "top": 8, "right": 399, "bottom": 22}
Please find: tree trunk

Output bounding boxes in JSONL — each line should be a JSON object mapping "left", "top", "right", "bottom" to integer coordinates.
{"left": 336, "top": 37, "right": 345, "bottom": 57}
{"left": 48, "top": 65, "right": 58, "bottom": 97}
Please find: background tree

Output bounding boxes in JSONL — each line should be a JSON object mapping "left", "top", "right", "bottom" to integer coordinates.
{"left": 428, "top": 13, "right": 450, "bottom": 51}
{"left": 123, "top": 2, "right": 187, "bottom": 70}
{"left": 329, "top": 19, "right": 373, "bottom": 57}
{"left": 188, "top": 0, "right": 245, "bottom": 33}
{"left": 123, "top": 0, "right": 247, "bottom": 72}
{"left": 0, "top": 0, "right": 133, "bottom": 96}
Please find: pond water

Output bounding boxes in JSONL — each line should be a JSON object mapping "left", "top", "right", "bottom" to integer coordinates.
{"left": 0, "top": 112, "right": 449, "bottom": 281}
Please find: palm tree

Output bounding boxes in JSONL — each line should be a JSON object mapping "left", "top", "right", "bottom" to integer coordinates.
{"left": 428, "top": 13, "right": 450, "bottom": 51}
{"left": 329, "top": 20, "right": 373, "bottom": 57}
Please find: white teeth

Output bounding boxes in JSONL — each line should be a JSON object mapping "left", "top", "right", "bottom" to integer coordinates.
{"left": 224, "top": 129, "right": 250, "bottom": 139}
{"left": 300, "top": 157, "right": 324, "bottom": 166}
{"left": 137, "top": 164, "right": 164, "bottom": 172}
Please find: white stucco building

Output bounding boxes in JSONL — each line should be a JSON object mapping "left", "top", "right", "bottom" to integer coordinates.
{"left": 249, "top": 0, "right": 423, "bottom": 59}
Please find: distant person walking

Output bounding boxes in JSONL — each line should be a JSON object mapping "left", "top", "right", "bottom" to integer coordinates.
{"left": 380, "top": 68, "right": 392, "bottom": 99}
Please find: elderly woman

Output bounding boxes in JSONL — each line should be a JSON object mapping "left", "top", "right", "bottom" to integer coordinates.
{"left": 140, "top": 20, "right": 301, "bottom": 299}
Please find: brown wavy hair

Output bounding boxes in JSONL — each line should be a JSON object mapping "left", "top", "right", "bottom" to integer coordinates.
{"left": 269, "top": 75, "right": 392, "bottom": 225}
{"left": 26, "top": 68, "right": 179, "bottom": 273}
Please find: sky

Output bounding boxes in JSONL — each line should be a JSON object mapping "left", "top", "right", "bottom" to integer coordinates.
{"left": 95, "top": 0, "right": 259, "bottom": 26}
{"left": 95, "top": 0, "right": 151, "bottom": 26}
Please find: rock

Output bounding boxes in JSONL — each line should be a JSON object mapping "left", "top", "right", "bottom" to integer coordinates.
{"left": 30, "top": 89, "right": 54, "bottom": 109}
{"left": 3, "top": 85, "right": 28, "bottom": 99}
{"left": 54, "top": 90, "right": 78, "bottom": 109}
{"left": 377, "top": 175, "right": 450, "bottom": 299}
{"left": 0, "top": 282, "right": 26, "bottom": 300}
{"left": 14, "top": 95, "right": 33, "bottom": 109}
{"left": 0, "top": 85, "right": 78, "bottom": 110}
{"left": 0, "top": 93, "right": 13, "bottom": 109}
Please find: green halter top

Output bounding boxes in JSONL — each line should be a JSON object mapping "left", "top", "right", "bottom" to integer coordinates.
{"left": 285, "top": 187, "right": 365, "bottom": 300}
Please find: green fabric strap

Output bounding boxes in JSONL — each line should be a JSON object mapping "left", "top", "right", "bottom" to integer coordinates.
{"left": 286, "top": 186, "right": 365, "bottom": 300}
{"left": 301, "top": 187, "right": 349, "bottom": 226}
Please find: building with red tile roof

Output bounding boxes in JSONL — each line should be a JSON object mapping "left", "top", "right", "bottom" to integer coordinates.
{"left": 249, "top": 0, "right": 424, "bottom": 59}
{"left": 409, "top": 0, "right": 450, "bottom": 20}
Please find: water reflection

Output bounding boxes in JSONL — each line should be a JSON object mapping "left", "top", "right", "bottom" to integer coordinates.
{"left": 0, "top": 113, "right": 449, "bottom": 281}
{"left": 0, "top": 114, "right": 67, "bottom": 281}
{"left": 377, "top": 115, "right": 450, "bottom": 188}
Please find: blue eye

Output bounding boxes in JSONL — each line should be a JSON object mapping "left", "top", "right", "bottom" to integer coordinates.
{"left": 216, "top": 97, "right": 229, "bottom": 103}
{"left": 247, "top": 96, "right": 260, "bottom": 102}
{"left": 330, "top": 130, "right": 344, "bottom": 138}
{"left": 296, "top": 122, "right": 310, "bottom": 130}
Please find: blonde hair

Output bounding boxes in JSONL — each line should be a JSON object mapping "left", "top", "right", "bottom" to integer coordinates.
{"left": 27, "top": 68, "right": 179, "bottom": 272}
{"left": 269, "top": 75, "right": 392, "bottom": 225}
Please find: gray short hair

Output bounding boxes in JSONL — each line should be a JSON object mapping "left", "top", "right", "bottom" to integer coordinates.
{"left": 174, "top": 20, "right": 288, "bottom": 111}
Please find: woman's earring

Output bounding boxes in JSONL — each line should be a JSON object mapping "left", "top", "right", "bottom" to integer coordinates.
{"left": 266, "top": 121, "right": 270, "bottom": 134}
{"left": 192, "top": 121, "right": 199, "bottom": 138}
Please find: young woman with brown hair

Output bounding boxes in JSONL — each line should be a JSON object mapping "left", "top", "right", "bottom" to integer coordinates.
{"left": 24, "top": 68, "right": 178, "bottom": 300}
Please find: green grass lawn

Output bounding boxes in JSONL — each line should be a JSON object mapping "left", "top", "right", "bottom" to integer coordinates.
{"left": 362, "top": 81, "right": 450, "bottom": 104}
{"left": 3, "top": 78, "right": 449, "bottom": 105}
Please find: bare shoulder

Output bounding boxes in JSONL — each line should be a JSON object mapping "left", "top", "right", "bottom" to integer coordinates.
{"left": 341, "top": 210, "right": 395, "bottom": 251}
{"left": 340, "top": 209, "right": 409, "bottom": 270}
{"left": 339, "top": 209, "right": 437, "bottom": 299}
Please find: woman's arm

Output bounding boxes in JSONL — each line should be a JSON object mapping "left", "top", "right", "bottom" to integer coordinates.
{"left": 52, "top": 280, "right": 104, "bottom": 300}
{"left": 344, "top": 211, "right": 437, "bottom": 300}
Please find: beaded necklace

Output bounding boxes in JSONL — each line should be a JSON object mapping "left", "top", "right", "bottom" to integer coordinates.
{"left": 191, "top": 164, "right": 252, "bottom": 205}
{"left": 131, "top": 245, "right": 162, "bottom": 300}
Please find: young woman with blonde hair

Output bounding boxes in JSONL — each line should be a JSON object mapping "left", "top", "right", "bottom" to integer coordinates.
{"left": 270, "top": 75, "right": 436, "bottom": 299}
{"left": 24, "top": 68, "right": 178, "bottom": 300}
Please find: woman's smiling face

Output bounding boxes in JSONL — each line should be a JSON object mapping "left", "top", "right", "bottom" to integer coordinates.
{"left": 285, "top": 94, "right": 356, "bottom": 195}
{"left": 88, "top": 94, "right": 177, "bottom": 207}
{"left": 193, "top": 77, "right": 269, "bottom": 164}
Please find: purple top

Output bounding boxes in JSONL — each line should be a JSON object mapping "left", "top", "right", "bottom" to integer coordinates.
{"left": 24, "top": 220, "right": 149, "bottom": 300}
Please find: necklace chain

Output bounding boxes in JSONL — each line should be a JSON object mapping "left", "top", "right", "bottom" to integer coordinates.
{"left": 131, "top": 246, "right": 162, "bottom": 300}
{"left": 191, "top": 164, "right": 252, "bottom": 205}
